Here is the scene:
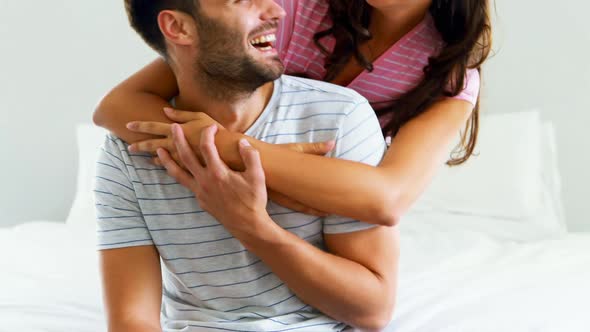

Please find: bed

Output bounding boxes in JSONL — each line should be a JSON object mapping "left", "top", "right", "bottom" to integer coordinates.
{"left": 1, "top": 111, "right": 589, "bottom": 331}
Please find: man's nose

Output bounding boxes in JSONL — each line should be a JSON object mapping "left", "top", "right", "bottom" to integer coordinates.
{"left": 260, "top": 0, "right": 287, "bottom": 22}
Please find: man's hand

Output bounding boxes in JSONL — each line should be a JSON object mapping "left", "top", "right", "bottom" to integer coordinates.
{"left": 155, "top": 124, "right": 397, "bottom": 330}
{"left": 157, "top": 124, "right": 272, "bottom": 238}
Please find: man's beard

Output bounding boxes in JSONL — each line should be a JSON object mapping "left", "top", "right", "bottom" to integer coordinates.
{"left": 194, "top": 14, "right": 284, "bottom": 101}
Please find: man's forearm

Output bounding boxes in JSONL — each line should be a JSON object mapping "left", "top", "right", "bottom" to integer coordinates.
{"left": 235, "top": 219, "right": 394, "bottom": 330}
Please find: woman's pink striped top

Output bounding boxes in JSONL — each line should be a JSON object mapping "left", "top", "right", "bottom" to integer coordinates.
{"left": 274, "top": 0, "right": 480, "bottom": 126}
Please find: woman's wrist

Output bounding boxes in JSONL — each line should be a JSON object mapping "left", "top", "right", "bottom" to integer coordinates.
{"left": 216, "top": 129, "right": 248, "bottom": 171}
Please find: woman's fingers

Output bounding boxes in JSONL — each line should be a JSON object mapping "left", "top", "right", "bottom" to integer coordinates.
{"left": 172, "top": 124, "right": 204, "bottom": 179}
{"left": 278, "top": 140, "right": 335, "bottom": 155}
{"left": 129, "top": 138, "right": 174, "bottom": 154}
{"left": 164, "top": 107, "right": 204, "bottom": 123}
{"left": 156, "top": 148, "right": 196, "bottom": 191}
{"left": 126, "top": 121, "right": 171, "bottom": 136}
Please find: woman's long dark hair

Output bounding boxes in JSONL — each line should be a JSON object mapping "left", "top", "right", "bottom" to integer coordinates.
{"left": 314, "top": 0, "right": 492, "bottom": 165}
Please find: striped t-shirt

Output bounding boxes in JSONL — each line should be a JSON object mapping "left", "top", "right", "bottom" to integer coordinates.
{"left": 94, "top": 75, "right": 387, "bottom": 332}
{"left": 274, "top": 0, "right": 480, "bottom": 121}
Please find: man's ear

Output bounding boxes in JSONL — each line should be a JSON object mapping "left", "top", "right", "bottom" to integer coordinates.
{"left": 157, "top": 10, "right": 196, "bottom": 46}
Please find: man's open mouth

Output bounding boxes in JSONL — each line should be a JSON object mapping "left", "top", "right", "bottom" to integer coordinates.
{"left": 249, "top": 33, "right": 277, "bottom": 52}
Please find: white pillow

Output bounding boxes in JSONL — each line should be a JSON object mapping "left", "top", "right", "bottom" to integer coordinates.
{"left": 539, "top": 121, "right": 567, "bottom": 231}
{"left": 413, "top": 111, "right": 544, "bottom": 219}
{"left": 66, "top": 124, "right": 108, "bottom": 226}
{"left": 409, "top": 110, "right": 566, "bottom": 240}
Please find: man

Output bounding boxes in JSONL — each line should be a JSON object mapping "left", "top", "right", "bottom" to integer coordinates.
{"left": 95, "top": 0, "right": 398, "bottom": 331}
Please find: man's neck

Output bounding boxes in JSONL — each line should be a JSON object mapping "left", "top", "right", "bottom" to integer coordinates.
{"left": 174, "top": 78, "right": 275, "bottom": 133}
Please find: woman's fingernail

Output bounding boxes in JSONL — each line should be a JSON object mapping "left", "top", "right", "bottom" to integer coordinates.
{"left": 128, "top": 144, "right": 136, "bottom": 152}
{"left": 126, "top": 122, "right": 135, "bottom": 129}
{"left": 164, "top": 107, "right": 173, "bottom": 113}
{"left": 239, "top": 139, "right": 251, "bottom": 147}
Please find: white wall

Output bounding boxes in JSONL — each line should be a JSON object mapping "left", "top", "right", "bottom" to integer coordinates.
{"left": 483, "top": 0, "right": 590, "bottom": 231}
{"left": 0, "top": 0, "right": 588, "bottom": 230}
{"left": 0, "top": 1, "right": 154, "bottom": 227}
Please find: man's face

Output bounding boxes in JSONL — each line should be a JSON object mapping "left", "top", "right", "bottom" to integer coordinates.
{"left": 193, "top": 0, "right": 286, "bottom": 96}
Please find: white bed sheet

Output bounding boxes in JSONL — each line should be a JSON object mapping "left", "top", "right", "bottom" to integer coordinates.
{"left": 0, "top": 221, "right": 105, "bottom": 332}
{"left": 391, "top": 211, "right": 590, "bottom": 332}
{"left": 1, "top": 219, "right": 589, "bottom": 332}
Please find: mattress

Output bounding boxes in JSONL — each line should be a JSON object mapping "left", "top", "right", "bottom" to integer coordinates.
{"left": 0, "top": 218, "right": 589, "bottom": 332}
{"left": 390, "top": 211, "right": 590, "bottom": 331}
{"left": 0, "top": 222, "right": 105, "bottom": 332}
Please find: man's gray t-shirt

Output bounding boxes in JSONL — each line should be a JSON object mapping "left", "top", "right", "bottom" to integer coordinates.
{"left": 94, "top": 75, "right": 387, "bottom": 331}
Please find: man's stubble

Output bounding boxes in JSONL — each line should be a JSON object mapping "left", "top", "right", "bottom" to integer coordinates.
{"left": 193, "top": 14, "right": 284, "bottom": 101}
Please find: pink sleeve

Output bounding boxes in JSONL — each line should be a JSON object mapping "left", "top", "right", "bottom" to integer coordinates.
{"left": 274, "top": 0, "right": 295, "bottom": 61}
{"left": 451, "top": 68, "right": 480, "bottom": 106}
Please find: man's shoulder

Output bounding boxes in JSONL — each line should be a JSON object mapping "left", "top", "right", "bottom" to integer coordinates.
{"left": 99, "top": 133, "right": 154, "bottom": 174}
{"left": 101, "top": 133, "right": 132, "bottom": 163}
{"left": 99, "top": 133, "right": 126, "bottom": 162}
{"left": 258, "top": 76, "right": 380, "bottom": 149}
{"left": 279, "top": 75, "right": 369, "bottom": 108}
{"left": 101, "top": 133, "right": 127, "bottom": 150}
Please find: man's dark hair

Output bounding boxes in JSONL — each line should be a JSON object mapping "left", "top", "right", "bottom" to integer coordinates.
{"left": 124, "top": 0, "right": 199, "bottom": 57}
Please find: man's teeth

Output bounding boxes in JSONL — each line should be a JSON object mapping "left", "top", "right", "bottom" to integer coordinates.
{"left": 250, "top": 34, "right": 277, "bottom": 46}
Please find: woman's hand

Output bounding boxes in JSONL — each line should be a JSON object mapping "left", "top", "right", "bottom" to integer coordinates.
{"left": 127, "top": 108, "right": 335, "bottom": 167}
{"left": 129, "top": 108, "right": 335, "bottom": 217}
{"left": 157, "top": 124, "right": 270, "bottom": 236}
{"left": 127, "top": 108, "right": 220, "bottom": 164}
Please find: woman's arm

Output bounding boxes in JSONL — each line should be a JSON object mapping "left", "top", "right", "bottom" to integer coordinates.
{"left": 93, "top": 58, "right": 179, "bottom": 143}
{"left": 128, "top": 99, "right": 473, "bottom": 226}
{"left": 251, "top": 98, "right": 474, "bottom": 225}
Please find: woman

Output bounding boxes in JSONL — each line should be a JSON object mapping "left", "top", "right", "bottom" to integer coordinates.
{"left": 94, "top": 0, "right": 492, "bottom": 225}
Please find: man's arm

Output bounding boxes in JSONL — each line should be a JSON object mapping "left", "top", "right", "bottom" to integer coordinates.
{"left": 235, "top": 98, "right": 396, "bottom": 330}
{"left": 100, "top": 245, "right": 163, "bottom": 332}
{"left": 94, "top": 134, "right": 163, "bottom": 331}
{"left": 159, "top": 125, "right": 397, "bottom": 330}
{"left": 239, "top": 221, "right": 398, "bottom": 331}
